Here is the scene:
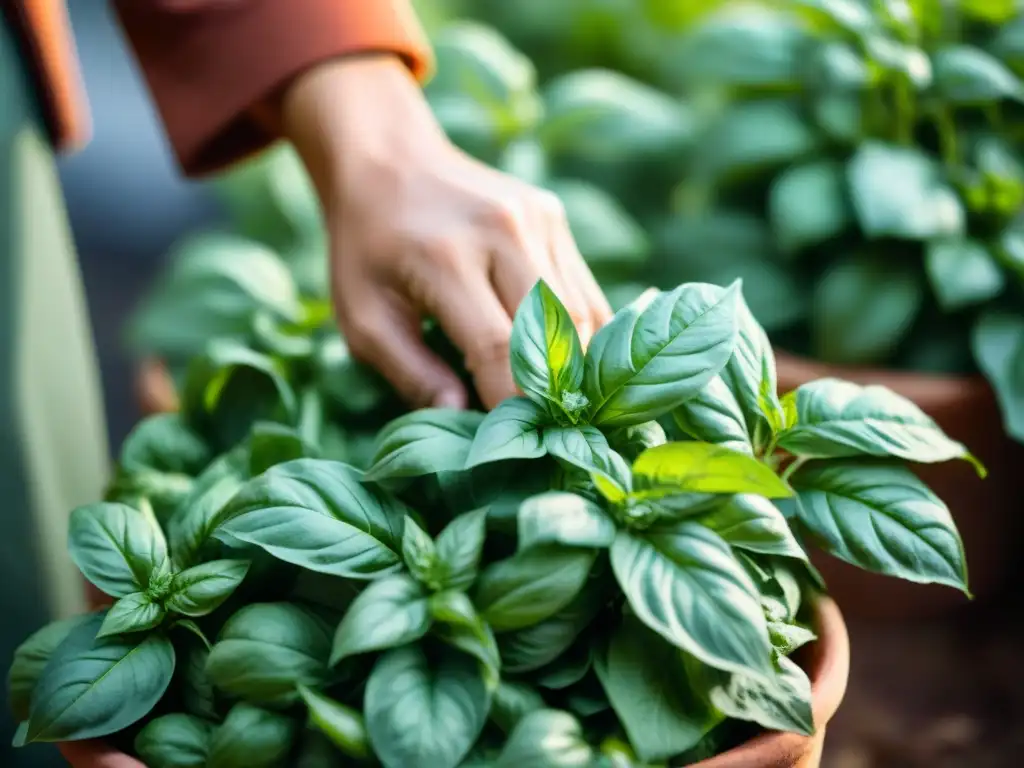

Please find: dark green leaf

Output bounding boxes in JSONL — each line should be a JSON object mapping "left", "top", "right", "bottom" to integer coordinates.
{"left": 208, "top": 703, "right": 296, "bottom": 768}
{"left": 475, "top": 547, "right": 596, "bottom": 632}
{"left": 135, "top": 713, "right": 213, "bottom": 768}
{"left": 490, "top": 681, "right": 547, "bottom": 733}
{"left": 926, "top": 239, "right": 1005, "bottom": 311}
{"left": 699, "top": 495, "right": 807, "bottom": 561}
{"left": 365, "top": 409, "right": 485, "bottom": 482}
{"left": 402, "top": 516, "right": 440, "bottom": 586}
{"left": 7, "top": 615, "right": 90, "bottom": 721}
{"left": 495, "top": 709, "right": 594, "bottom": 767}
{"left": 435, "top": 508, "right": 489, "bottom": 590}
{"left": 298, "top": 684, "right": 371, "bottom": 760}
{"left": 248, "top": 422, "right": 316, "bottom": 477}
{"left": 792, "top": 461, "right": 968, "bottom": 591}
{"left": 97, "top": 593, "right": 165, "bottom": 638}
{"left": 583, "top": 282, "right": 741, "bottom": 427}
{"left": 517, "top": 492, "right": 616, "bottom": 550}
{"left": 330, "top": 575, "right": 430, "bottom": 665}
{"left": 932, "top": 45, "right": 1024, "bottom": 104}
{"left": 672, "top": 377, "right": 753, "bottom": 456}
{"left": 206, "top": 603, "right": 331, "bottom": 706}
{"left": 365, "top": 645, "right": 490, "bottom": 768}
{"left": 164, "top": 559, "right": 251, "bottom": 617}
{"left": 466, "top": 397, "right": 548, "bottom": 467}
{"left": 544, "top": 425, "right": 626, "bottom": 482}
{"left": 973, "top": 310, "right": 1024, "bottom": 442}
{"left": 611, "top": 523, "right": 773, "bottom": 677}
{"left": 769, "top": 160, "right": 850, "bottom": 255}
{"left": 430, "top": 590, "right": 501, "bottom": 690}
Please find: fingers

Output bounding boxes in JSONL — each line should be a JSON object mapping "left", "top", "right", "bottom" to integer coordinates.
{"left": 339, "top": 289, "right": 468, "bottom": 410}
{"left": 59, "top": 740, "right": 146, "bottom": 768}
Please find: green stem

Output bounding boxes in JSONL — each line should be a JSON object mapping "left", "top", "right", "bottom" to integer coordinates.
{"left": 895, "top": 76, "right": 915, "bottom": 145}
{"left": 935, "top": 106, "right": 959, "bottom": 167}
{"left": 781, "top": 456, "right": 809, "bottom": 483}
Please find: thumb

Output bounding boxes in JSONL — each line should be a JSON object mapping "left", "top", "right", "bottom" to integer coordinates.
{"left": 341, "top": 294, "right": 467, "bottom": 410}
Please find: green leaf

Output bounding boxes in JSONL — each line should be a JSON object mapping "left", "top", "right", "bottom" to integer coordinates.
{"left": 430, "top": 591, "right": 502, "bottom": 690}
{"left": 495, "top": 709, "right": 594, "bottom": 767}
{"left": 631, "top": 442, "right": 792, "bottom": 500}
{"left": 216, "top": 459, "right": 405, "bottom": 579}
{"left": 330, "top": 575, "right": 431, "bottom": 665}
{"left": 847, "top": 143, "right": 965, "bottom": 240}
{"left": 932, "top": 45, "right": 1024, "bottom": 104}
{"left": 206, "top": 603, "right": 331, "bottom": 706}
{"left": 475, "top": 546, "right": 596, "bottom": 632}
{"left": 314, "top": 333, "right": 391, "bottom": 418}
{"left": 777, "top": 378, "right": 981, "bottom": 471}
{"left": 97, "top": 593, "right": 165, "bottom": 638}
{"left": 518, "top": 492, "right": 617, "bottom": 550}
{"left": 365, "top": 645, "right": 490, "bottom": 768}
{"left": 7, "top": 615, "right": 90, "bottom": 721}
{"left": 179, "top": 641, "right": 216, "bottom": 720}
{"left": 511, "top": 280, "right": 586, "bottom": 413}
{"left": 297, "top": 685, "right": 371, "bottom": 760}
{"left": 25, "top": 615, "right": 175, "bottom": 742}
{"left": 466, "top": 397, "right": 549, "bottom": 467}
{"left": 535, "top": 640, "right": 592, "bottom": 690}
{"left": 490, "top": 681, "right": 547, "bottom": 733}
{"left": 435, "top": 508, "right": 489, "bottom": 590}
{"left": 164, "top": 559, "right": 252, "bottom": 617}
{"left": 68, "top": 502, "right": 170, "bottom": 598}
{"left": 583, "top": 282, "right": 741, "bottom": 427}
{"left": 607, "top": 421, "right": 668, "bottom": 462}
{"left": 402, "top": 516, "right": 440, "bottom": 586}
{"left": 611, "top": 523, "right": 773, "bottom": 677}
{"left": 672, "top": 377, "right": 753, "bottom": 456}
{"left": 135, "top": 713, "right": 213, "bottom": 768}
{"left": 769, "top": 160, "right": 850, "bottom": 255}
{"left": 791, "top": 461, "right": 968, "bottom": 591}
{"left": 595, "top": 618, "right": 718, "bottom": 762}
{"left": 208, "top": 703, "right": 296, "bottom": 768}
{"left": 812, "top": 253, "right": 924, "bottom": 365}
{"left": 365, "top": 409, "right": 485, "bottom": 482}
{"left": 544, "top": 426, "right": 626, "bottom": 482}
{"left": 973, "top": 310, "right": 1024, "bottom": 442}
{"left": 699, "top": 495, "right": 807, "bottom": 561}
{"left": 686, "top": 653, "right": 813, "bottom": 736}
{"left": 926, "top": 239, "right": 1005, "bottom": 311}
{"left": 248, "top": 422, "right": 317, "bottom": 477}
{"left": 770, "top": 621, "right": 818, "bottom": 656}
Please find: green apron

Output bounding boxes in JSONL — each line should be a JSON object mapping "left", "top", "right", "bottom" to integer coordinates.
{"left": 1, "top": 17, "right": 109, "bottom": 767}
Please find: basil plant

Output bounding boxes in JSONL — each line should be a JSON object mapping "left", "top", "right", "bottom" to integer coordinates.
{"left": 10, "top": 274, "right": 977, "bottom": 767}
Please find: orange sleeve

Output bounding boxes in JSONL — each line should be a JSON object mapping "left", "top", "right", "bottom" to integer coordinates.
{"left": 111, "top": 0, "right": 433, "bottom": 177}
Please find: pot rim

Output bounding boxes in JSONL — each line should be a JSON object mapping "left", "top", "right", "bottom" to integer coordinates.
{"left": 687, "top": 595, "right": 850, "bottom": 768}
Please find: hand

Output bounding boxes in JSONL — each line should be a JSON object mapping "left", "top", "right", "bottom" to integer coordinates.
{"left": 278, "top": 56, "right": 611, "bottom": 410}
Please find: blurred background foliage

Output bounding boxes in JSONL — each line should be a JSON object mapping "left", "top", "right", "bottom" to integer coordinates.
{"left": 130, "top": 0, "right": 1024, "bottom": 444}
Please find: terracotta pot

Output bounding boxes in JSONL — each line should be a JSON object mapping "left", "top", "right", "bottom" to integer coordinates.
{"left": 689, "top": 597, "right": 849, "bottom": 768}
{"left": 57, "top": 598, "right": 846, "bottom": 768}
{"left": 136, "top": 357, "right": 178, "bottom": 416}
{"left": 775, "top": 351, "right": 1022, "bottom": 620}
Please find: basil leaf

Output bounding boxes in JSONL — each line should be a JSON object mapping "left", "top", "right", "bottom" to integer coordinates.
{"left": 135, "top": 713, "right": 213, "bottom": 768}
{"left": 687, "top": 651, "right": 813, "bottom": 736}
{"left": 365, "top": 645, "right": 490, "bottom": 768}
{"left": 698, "top": 494, "right": 807, "bottom": 561}
{"left": 68, "top": 502, "right": 171, "bottom": 598}
{"left": 972, "top": 310, "right": 1024, "bottom": 443}
{"left": 544, "top": 425, "right": 625, "bottom": 482}
{"left": 611, "top": 523, "right": 773, "bottom": 677}
{"left": 180, "top": 641, "right": 217, "bottom": 720}
{"left": 847, "top": 142, "right": 964, "bottom": 240}
{"left": 595, "top": 618, "right": 717, "bottom": 762}
{"left": 721, "top": 291, "right": 785, "bottom": 439}
{"left": 216, "top": 459, "right": 405, "bottom": 579}
{"left": 490, "top": 681, "right": 547, "bottom": 733}
{"left": 430, "top": 590, "right": 501, "bottom": 690}
{"left": 495, "top": 709, "right": 594, "bottom": 767}
{"left": 517, "top": 492, "right": 617, "bottom": 550}
{"left": 583, "top": 282, "right": 741, "bottom": 427}
{"left": 248, "top": 422, "right": 317, "bottom": 476}
{"left": 499, "top": 567, "right": 608, "bottom": 673}
{"left": 769, "top": 159, "right": 850, "bottom": 255}
{"left": 25, "top": 615, "right": 175, "bottom": 742}
{"left": 466, "top": 397, "right": 549, "bottom": 468}
{"left": 475, "top": 546, "right": 596, "bottom": 632}
{"left": 7, "top": 615, "right": 90, "bottom": 721}
{"left": 777, "top": 378, "right": 980, "bottom": 471}
{"left": 511, "top": 279, "right": 586, "bottom": 413}
{"left": 792, "top": 461, "right": 968, "bottom": 591}
{"left": 208, "top": 703, "right": 296, "bottom": 768}
{"left": 297, "top": 684, "right": 371, "bottom": 760}
{"left": 770, "top": 621, "right": 818, "bottom": 656}
{"left": 206, "top": 603, "right": 331, "bottom": 706}
{"left": 330, "top": 575, "right": 431, "bottom": 665}
{"left": 365, "top": 409, "right": 485, "bottom": 482}
{"left": 631, "top": 442, "right": 792, "bottom": 500}
{"left": 607, "top": 420, "right": 668, "bottom": 463}
{"left": 435, "top": 508, "right": 489, "bottom": 590}
{"left": 932, "top": 45, "right": 1024, "bottom": 103}
{"left": 402, "top": 516, "right": 440, "bottom": 586}
{"left": 120, "top": 412, "right": 211, "bottom": 477}
{"left": 97, "top": 593, "right": 165, "bottom": 638}
{"left": 671, "top": 376, "right": 753, "bottom": 456}
{"left": 925, "top": 239, "right": 1005, "bottom": 311}
{"left": 164, "top": 559, "right": 251, "bottom": 617}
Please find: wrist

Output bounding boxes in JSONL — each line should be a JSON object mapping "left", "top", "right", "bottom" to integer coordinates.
{"left": 279, "top": 55, "right": 448, "bottom": 206}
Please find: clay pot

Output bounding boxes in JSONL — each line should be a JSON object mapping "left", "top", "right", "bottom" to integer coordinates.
{"left": 689, "top": 597, "right": 850, "bottom": 768}
{"left": 57, "top": 597, "right": 846, "bottom": 768}
{"left": 775, "top": 351, "right": 1022, "bottom": 620}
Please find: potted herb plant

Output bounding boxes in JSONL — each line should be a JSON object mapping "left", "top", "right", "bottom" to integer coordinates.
{"left": 11, "top": 275, "right": 974, "bottom": 767}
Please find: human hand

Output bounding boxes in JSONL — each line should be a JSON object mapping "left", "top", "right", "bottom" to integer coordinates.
{"left": 278, "top": 56, "right": 611, "bottom": 410}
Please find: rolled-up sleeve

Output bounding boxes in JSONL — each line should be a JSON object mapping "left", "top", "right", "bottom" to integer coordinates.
{"left": 113, "top": 0, "right": 433, "bottom": 176}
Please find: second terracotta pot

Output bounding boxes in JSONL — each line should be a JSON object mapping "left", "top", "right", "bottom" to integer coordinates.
{"left": 775, "top": 351, "right": 1022, "bottom": 620}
